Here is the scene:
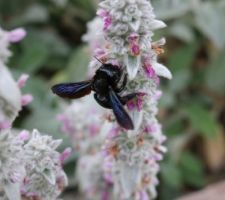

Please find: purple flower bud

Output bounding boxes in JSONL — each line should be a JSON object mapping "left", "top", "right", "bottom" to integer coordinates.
{"left": 101, "top": 190, "right": 110, "bottom": 200}
{"left": 21, "top": 94, "right": 33, "bottom": 106}
{"left": 128, "top": 33, "right": 139, "bottom": 43}
{"left": 130, "top": 43, "right": 140, "bottom": 56}
{"left": 127, "top": 93, "right": 146, "bottom": 111}
{"left": 8, "top": 28, "right": 26, "bottom": 43}
{"left": 17, "top": 130, "right": 30, "bottom": 141}
{"left": 153, "top": 90, "right": 162, "bottom": 101}
{"left": 97, "top": 9, "right": 108, "bottom": 18}
{"left": 139, "top": 190, "right": 149, "bottom": 200}
{"left": 144, "top": 64, "right": 155, "bottom": 78}
{"left": 17, "top": 74, "right": 29, "bottom": 88}
{"left": 103, "top": 16, "right": 112, "bottom": 31}
{"left": 89, "top": 124, "right": 100, "bottom": 136}
{"left": 60, "top": 148, "right": 72, "bottom": 164}
{"left": 0, "top": 120, "right": 11, "bottom": 129}
{"left": 57, "top": 114, "right": 75, "bottom": 134}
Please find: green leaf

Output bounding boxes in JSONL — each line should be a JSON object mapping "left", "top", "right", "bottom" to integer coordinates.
{"left": 161, "top": 162, "right": 182, "bottom": 188}
{"left": 159, "top": 90, "right": 176, "bottom": 108}
{"left": 165, "top": 116, "right": 185, "bottom": 137}
{"left": 194, "top": 2, "right": 225, "bottom": 49}
{"left": 67, "top": 46, "right": 90, "bottom": 81}
{"left": 17, "top": 33, "right": 50, "bottom": 73}
{"left": 14, "top": 29, "right": 70, "bottom": 73}
{"left": 169, "top": 68, "right": 191, "bottom": 93}
{"left": 205, "top": 48, "right": 225, "bottom": 94}
{"left": 168, "top": 42, "right": 199, "bottom": 73}
{"left": 180, "top": 152, "right": 205, "bottom": 187}
{"left": 15, "top": 3, "right": 49, "bottom": 25}
{"left": 153, "top": 0, "right": 191, "bottom": 20}
{"left": 169, "top": 22, "right": 195, "bottom": 43}
{"left": 184, "top": 103, "right": 219, "bottom": 137}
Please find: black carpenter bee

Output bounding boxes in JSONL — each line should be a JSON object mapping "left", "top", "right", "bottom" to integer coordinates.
{"left": 51, "top": 63, "right": 137, "bottom": 130}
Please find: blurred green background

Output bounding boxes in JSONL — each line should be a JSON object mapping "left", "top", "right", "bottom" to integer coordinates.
{"left": 1, "top": 0, "right": 225, "bottom": 199}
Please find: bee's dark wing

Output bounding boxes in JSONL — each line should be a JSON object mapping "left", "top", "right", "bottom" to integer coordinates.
{"left": 51, "top": 81, "right": 92, "bottom": 99}
{"left": 109, "top": 87, "right": 134, "bottom": 130}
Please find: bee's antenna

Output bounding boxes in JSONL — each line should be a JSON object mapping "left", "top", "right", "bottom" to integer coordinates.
{"left": 94, "top": 56, "right": 103, "bottom": 64}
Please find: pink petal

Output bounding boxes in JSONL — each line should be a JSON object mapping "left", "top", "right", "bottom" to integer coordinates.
{"left": 21, "top": 94, "right": 33, "bottom": 106}
{"left": 97, "top": 9, "right": 108, "bottom": 17}
{"left": 0, "top": 120, "right": 11, "bottom": 129}
{"left": 17, "top": 130, "right": 30, "bottom": 141}
{"left": 101, "top": 191, "right": 110, "bottom": 200}
{"left": 140, "top": 191, "right": 149, "bottom": 200}
{"left": 153, "top": 90, "right": 162, "bottom": 101}
{"left": 8, "top": 28, "right": 26, "bottom": 43}
{"left": 128, "top": 33, "right": 139, "bottom": 42}
{"left": 60, "top": 147, "right": 72, "bottom": 164}
{"left": 131, "top": 43, "right": 140, "bottom": 56}
{"left": 17, "top": 74, "right": 29, "bottom": 88}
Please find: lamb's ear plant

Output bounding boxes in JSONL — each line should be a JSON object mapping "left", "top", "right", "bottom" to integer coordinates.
{"left": 58, "top": 0, "right": 172, "bottom": 199}
{"left": 95, "top": 0, "right": 171, "bottom": 199}
{"left": 0, "top": 26, "right": 69, "bottom": 200}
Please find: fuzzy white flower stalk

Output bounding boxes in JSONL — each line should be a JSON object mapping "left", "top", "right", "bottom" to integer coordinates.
{"left": 0, "top": 25, "right": 68, "bottom": 200}
{"left": 0, "top": 128, "right": 69, "bottom": 200}
{"left": 97, "top": 0, "right": 171, "bottom": 80}
{"left": 0, "top": 26, "right": 32, "bottom": 129}
{"left": 21, "top": 129, "right": 69, "bottom": 200}
{"left": 82, "top": 17, "right": 105, "bottom": 54}
{"left": 0, "top": 129, "right": 26, "bottom": 200}
{"left": 58, "top": 96, "right": 113, "bottom": 200}
{"left": 57, "top": 0, "right": 171, "bottom": 199}
{"left": 90, "top": 0, "right": 172, "bottom": 199}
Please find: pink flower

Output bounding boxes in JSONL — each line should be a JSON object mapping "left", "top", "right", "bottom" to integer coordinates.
{"left": 144, "top": 63, "right": 160, "bottom": 84}
{"left": 153, "top": 153, "right": 163, "bottom": 161}
{"left": 103, "top": 16, "right": 112, "bottom": 31}
{"left": 153, "top": 90, "right": 162, "bottom": 101}
{"left": 127, "top": 100, "right": 136, "bottom": 111}
{"left": 21, "top": 94, "right": 33, "bottom": 106}
{"left": 110, "top": 59, "right": 120, "bottom": 66}
{"left": 127, "top": 93, "right": 146, "bottom": 111}
{"left": 97, "top": 9, "right": 108, "bottom": 18}
{"left": 17, "top": 74, "right": 29, "bottom": 88}
{"left": 60, "top": 147, "right": 72, "bottom": 164}
{"left": 136, "top": 92, "right": 146, "bottom": 111}
{"left": 89, "top": 124, "right": 100, "bottom": 136}
{"left": 17, "top": 130, "right": 30, "bottom": 141}
{"left": 144, "top": 123, "right": 158, "bottom": 134}
{"left": 130, "top": 43, "right": 140, "bottom": 56}
{"left": 139, "top": 190, "right": 149, "bottom": 200}
{"left": 108, "top": 126, "right": 121, "bottom": 139}
{"left": 101, "top": 190, "right": 110, "bottom": 200}
{"left": 0, "top": 120, "right": 11, "bottom": 129}
{"left": 128, "top": 33, "right": 139, "bottom": 43}
{"left": 104, "top": 173, "right": 113, "bottom": 183}
{"left": 128, "top": 33, "right": 140, "bottom": 56}
{"left": 97, "top": 9, "right": 112, "bottom": 31}
{"left": 94, "top": 48, "right": 106, "bottom": 57}
{"left": 144, "top": 64, "right": 155, "bottom": 78}
{"left": 160, "top": 135, "right": 167, "bottom": 143}
{"left": 57, "top": 114, "right": 75, "bottom": 134}
{"left": 8, "top": 28, "right": 26, "bottom": 43}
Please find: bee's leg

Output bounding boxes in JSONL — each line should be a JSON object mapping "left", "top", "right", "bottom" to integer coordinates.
{"left": 94, "top": 93, "right": 112, "bottom": 109}
{"left": 119, "top": 93, "right": 137, "bottom": 105}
